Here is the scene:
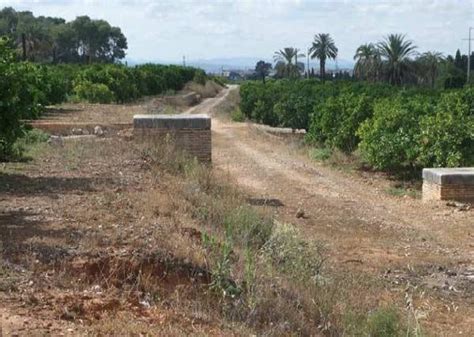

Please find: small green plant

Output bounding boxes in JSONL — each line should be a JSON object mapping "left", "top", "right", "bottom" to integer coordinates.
{"left": 386, "top": 186, "right": 419, "bottom": 198}
{"left": 261, "top": 222, "right": 325, "bottom": 282}
{"left": 202, "top": 232, "right": 241, "bottom": 298}
{"left": 309, "top": 147, "right": 332, "bottom": 161}
{"left": 242, "top": 248, "right": 256, "bottom": 293}
{"left": 21, "top": 129, "right": 50, "bottom": 144}
{"left": 367, "top": 307, "right": 403, "bottom": 337}
{"left": 223, "top": 206, "right": 273, "bottom": 249}
{"left": 11, "top": 128, "right": 50, "bottom": 159}
{"left": 231, "top": 108, "right": 245, "bottom": 122}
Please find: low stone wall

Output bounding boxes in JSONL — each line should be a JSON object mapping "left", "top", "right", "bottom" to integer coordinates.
{"left": 252, "top": 123, "right": 306, "bottom": 141}
{"left": 28, "top": 121, "right": 131, "bottom": 136}
{"left": 133, "top": 114, "right": 211, "bottom": 162}
{"left": 422, "top": 168, "right": 474, "bottom": 202}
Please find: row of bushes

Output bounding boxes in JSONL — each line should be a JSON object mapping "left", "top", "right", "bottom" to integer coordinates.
{"left": 0, "top": 39, "right": 206, "bottom": 160}
{"left": 18, "top": 63, "right": 206, "bottom": 108}
{"left": 240, "top": 80, "right": 473, "bottom": 172}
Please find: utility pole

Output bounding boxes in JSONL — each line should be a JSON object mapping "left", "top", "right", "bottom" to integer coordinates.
{"left": 469, "top": 27, "right": 472, "bottom": 83}
{"left": 462, "top": 27, "right": 473, "bottom": 83}
{"left": 307, "top": 48, "right": 310, "bottom": 79}
{"left": 182, "top": 55, "right": 186, "bottom": 67}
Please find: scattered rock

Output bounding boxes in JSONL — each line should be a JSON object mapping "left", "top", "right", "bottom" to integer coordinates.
{"left": 446, "top": 270, "right": 457, "bottom": 277}
{"left": 47, "top": 135, "right": 64, "bottom": 147}
{"left": 94, "top": 126, "right": 104, "bottom": 137}
{"left": 446, "top": 201, "right": 470, "bottom": 211}
{"left": 71, "top": 128, "right": 83, "bottom": 135}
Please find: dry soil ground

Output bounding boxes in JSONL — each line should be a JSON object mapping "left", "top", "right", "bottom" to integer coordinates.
{"left": 0, "top": 85, "right": 473, "bottom": 336}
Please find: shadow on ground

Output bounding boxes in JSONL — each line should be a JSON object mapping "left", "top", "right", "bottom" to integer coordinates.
{"left": 0, "top": 173, "right": 115, "bottom": 196}
{"left": 0, "top": 209, "right": 80, "bottom": 264}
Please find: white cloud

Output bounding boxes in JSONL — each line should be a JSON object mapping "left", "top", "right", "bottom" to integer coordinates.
{"left": 1, "top": 0, "right": 472, "bottom": 62}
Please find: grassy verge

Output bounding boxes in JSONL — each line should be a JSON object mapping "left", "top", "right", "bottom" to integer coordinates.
{"left": 139, "top": 137, "right": 423, "bottom": 336}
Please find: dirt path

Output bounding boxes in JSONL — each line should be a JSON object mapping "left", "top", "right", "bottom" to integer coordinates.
{"left": 187, "top": 85, "right": 474, "bottom": 334}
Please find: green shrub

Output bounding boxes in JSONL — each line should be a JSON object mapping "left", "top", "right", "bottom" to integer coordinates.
{"left": 11, "top": 128, "right": 50, "bottom": 156}
{"left": 231, "top": 108, "right": 245, "bottom": 122}
{"left": 309, "top": 147, "right": 332, "bottom": 161}
{"left": 223, "top": 206, "right": 273, "bottom": 249}
{"left": 366, "top": 307, "right": 403, "bottom": 337}
{"left": 13, "top": 62, "right": 46, "bottom": 119}
{"left": 274, "top": 93, "right": 312, "bottom": 130}
{"left": 193, "top": 70, "right": 207, "bottom": 85}
{"left": 20, "top": 128, "right": 50, "bottom": 144}
{"left": 357, "top": 96, "right": 434, "bottom": 171}
{"left": 309, "top": 93, "right": 373, "bottom": 152}
{"left": 0, "top": 39, "right": 26, "bottom": 159}
{"left": 75, "top": 64, "right": 138, "bottom": 103}
{"left": 262, "top": 223, "right": 325, "bottom": 282}
{"left": 418, "top": 90, "right": 474, "bottom": 167}
{"left": 73, "top": 80, "right": 115, "bottom": 103}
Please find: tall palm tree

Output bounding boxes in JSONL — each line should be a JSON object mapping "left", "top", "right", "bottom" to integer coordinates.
{"left": 309, "top": 33, "right": 338, "bottom": 80}
{"left": 273, "top": 47, "right": 302, "bottom": 78}
{"left": 377, "top": 34, "right": 417, "bottom": 85}
{"left": 416, "top": 51, "right": 444, "bottom": 88}
{"left": 353, "top": 43, "right": 380, "bottom": 82}
{"left": 294, "top": 48, "right": 305, "bottom": 76}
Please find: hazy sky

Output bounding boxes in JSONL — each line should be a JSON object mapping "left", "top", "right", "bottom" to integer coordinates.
{"left": 2, "top": 0, "right": 473, "bottom": 62}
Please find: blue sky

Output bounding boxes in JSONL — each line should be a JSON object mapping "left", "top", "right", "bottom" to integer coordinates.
{"left": 1, "top": 0, "right": 473, "bottom": 64}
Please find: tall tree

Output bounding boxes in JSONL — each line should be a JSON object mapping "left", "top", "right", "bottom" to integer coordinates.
{"left": 0, "top": 8, "right": 127, "bottom": 64}
{"left": 273, "top": 47, "right": 300, "bottom": 77}
{"left": 309, "top": 33, "right": 338, "bottom": 80}
{"left": 353, "top": 43, "right": 380, "bottom": 82}
{"left": 454, "top": 49, "right": 464, "bottom": 70}
{"left": 416, "top": 51, "right": 444, "bottom": 88}
{"left": 377, "top": 34, "right": 417, "bottom": 85}
{"left": 294, "top": 48, "right": 305, "bottom": 76}
{"left": 255, "top": 60, "right": 272, "bottom": 84}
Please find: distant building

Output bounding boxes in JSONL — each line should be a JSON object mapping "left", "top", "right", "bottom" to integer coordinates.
{"left": 222, "top": 70, "right": 245, "bottom": 81}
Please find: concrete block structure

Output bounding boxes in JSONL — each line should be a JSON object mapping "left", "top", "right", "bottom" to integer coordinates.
{"left": 133, "top": 114, "right": 212, "bottom": 162}
{"left": 422, "top": 168, "right": 474, "bottom": 201}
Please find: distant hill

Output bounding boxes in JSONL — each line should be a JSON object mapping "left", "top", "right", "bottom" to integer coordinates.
{"left": 125, "top": 56, "right": 354, "bottom": 74}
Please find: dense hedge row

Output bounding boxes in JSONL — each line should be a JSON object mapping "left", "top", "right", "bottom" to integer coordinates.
{"left": 240, "top": 80, "right": 473, "bottom": 171}
{"left": 1, "top": 39, "right": 25, "bottom": 158}
{"left": 0, "top": 40, "right": 206, "bottom": 160}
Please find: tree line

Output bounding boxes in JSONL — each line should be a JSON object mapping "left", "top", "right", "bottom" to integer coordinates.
{"left": 0, "top": 7, "right": 127, "bottom": 63}
{"left": 255, "top": 33, "right": 473, "bottom": 89}
{"left": 240, "top": 79, "right": 473, "bottom": 173}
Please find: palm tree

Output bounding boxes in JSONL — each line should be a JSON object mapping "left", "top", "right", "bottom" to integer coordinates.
{"left": 416, "top": 51, "right": 444, "bottom": 88}
{"left": 353, "top": 43, "right": 380, "bottom": 82}
{"left": 377, "top": 34, "right": 417, "bottom": 85}
{"left": 294, "top": 48, "right": 305, "bottom": 76}
{"left": 309, "top": 33, "right": 338, "bottom": 80}
{"left": 273, "top": 47, "right": 302, "bottom": 78}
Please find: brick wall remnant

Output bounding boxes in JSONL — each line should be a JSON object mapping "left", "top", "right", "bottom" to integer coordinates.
{"left": 422, "top": 168, "right": 474, "bottom": 201}
{"left": 133, "top": 114, "right": 211, "bottom": 162}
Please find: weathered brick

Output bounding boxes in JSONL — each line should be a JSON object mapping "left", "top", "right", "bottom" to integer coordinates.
{"left": 422, "top": 168, "right": 474, "bottom": 201}
{"left": 133, "top": 114, "right": 212, "bottom": 162}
